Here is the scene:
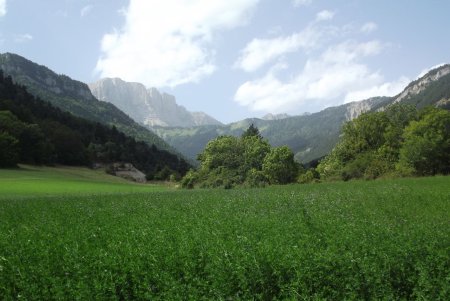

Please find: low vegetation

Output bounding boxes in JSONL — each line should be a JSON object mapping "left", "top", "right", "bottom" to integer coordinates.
{"left": 0, "top": 174, "right": 448, "bottom": 299}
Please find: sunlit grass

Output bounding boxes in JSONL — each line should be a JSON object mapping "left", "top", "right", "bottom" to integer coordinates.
{"left": 0, "top": 165, "right": 166, "bottom": 198}
{"left": 0, "top": 174, "right": 449, "bottom": 299}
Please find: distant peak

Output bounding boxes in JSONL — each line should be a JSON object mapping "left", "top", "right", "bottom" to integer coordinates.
{"left": 262, "top": 113, "right": 290, "bottom": 120}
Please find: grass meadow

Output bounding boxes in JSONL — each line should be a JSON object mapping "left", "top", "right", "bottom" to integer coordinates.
{"left": 0, "top": 167, "right": 449, "bottom": 300}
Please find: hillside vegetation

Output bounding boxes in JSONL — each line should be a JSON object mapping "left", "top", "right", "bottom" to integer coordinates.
{"left": 0, "top": 177, "right": 448, "bottom": 299}
{"left": 0, "top": 71, "right": 190, "bottom": 180}
{"left": 0, "top": 53, "right": 177, "bottom": 154}
{"left": 317, "top": 104, "right": 450, "bottom": 181}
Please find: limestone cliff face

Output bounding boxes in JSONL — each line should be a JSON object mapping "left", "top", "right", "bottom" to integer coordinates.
{"left": 89, "top": 78, "right": 222, "bottom": 128}
{"left": 395, "top": 65, "right": 450, "bottom": 103}
{"left": 344, "top": 97, "right": 391, "bottom": 121}
{"left": 262, "top": 113, "right": 290, "bottom": 120}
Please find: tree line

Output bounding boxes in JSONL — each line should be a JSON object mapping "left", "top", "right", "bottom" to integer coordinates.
{"left": 0, "top": 71, "right": 190, "bottom": 180}
{"left": 182, "top": 103, "right": 450, "bottom": 188}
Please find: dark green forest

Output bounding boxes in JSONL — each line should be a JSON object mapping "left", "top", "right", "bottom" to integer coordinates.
{"left": 0, "top": 71, "right": 190, "bottom": 180}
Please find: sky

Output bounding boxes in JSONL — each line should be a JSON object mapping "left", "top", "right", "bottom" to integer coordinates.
{"left": 1, "top": 0, "right": 450, "bottom": 124}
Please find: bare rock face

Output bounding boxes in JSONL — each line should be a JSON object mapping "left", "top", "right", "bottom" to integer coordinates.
{"left": 395, "top": 65, "right": 450, "bottom": 103}
{"left": 344, "top": 97, "right": 390, "bottom": 121}
{"left": 89, "top": 78, "right": 222, "bottom": 128}
{"left": 262, "top": 113, "right": 290, "bottom": 120}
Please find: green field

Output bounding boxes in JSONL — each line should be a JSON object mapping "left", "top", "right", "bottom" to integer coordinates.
{"left": 0, "top": 168, "right": 449, "bottom": 300}
{"left": 0, "top": 165, "right": 165, "bottom": 198}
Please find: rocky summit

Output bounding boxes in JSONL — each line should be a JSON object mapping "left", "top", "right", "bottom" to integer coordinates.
{"left": 89, "top": 78, "right": 222, "bottom": 128}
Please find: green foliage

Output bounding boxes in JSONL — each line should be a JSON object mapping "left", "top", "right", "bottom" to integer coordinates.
{"left": 184, "top": 125, "right": 297, "bottom": 188}
{"left": 0, "top": 132, "right": 19, "bottom": 167}
{"left": 317, "top": 104, "right": 422, "bottom": 180}
{"left": 318, "top": 104, "right": 450, "bottom": 180}
{"left": 397, "top": 108, "right": 450, "bottom": 175}
{"left": 263, "top": 146, "right": 298, "bottom": 184}
{"left": 241, "top": 123, "right": 262, "bottom": 139}
{"left": 0, "top": 176, "right": 449, "bottom": 299}
{"left": 297, "top": 169, "right": 320, "bottom": 184}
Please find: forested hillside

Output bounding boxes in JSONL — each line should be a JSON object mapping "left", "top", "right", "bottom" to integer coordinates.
{"left": 0, "top": 71, "right": 190, "bottom": 179}
{"left": 0, "top": 53, "right": 177, "bottom": 155}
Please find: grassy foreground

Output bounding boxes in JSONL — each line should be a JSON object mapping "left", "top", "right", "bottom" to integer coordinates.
{"left": 0, "top": 171, "right": 449, "bottom": 300}
{"left": 0, "top": 165, "right": 164, "bottom": 198}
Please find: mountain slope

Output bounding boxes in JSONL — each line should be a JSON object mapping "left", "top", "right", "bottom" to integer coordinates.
{"left": 0, "top": 53, "right": 175, "bottom": 153}
{"left": 89, "top": 78, "right": 222, "bottom": 127}
{"left": 155, "top": 64, "right": 450, "bottom": 164}
{"left": 0, "top": 71, "right": 190, "bottom": 178}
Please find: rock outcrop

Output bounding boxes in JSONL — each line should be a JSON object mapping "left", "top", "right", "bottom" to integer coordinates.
{"left": 89, "top": 78, "right": 222, "bottom": 128}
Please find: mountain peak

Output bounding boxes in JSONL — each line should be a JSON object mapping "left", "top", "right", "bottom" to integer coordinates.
{"left": 89, "top": 78, "right": 222, "bottom": 128}
{"left": 262, "top": 113, "right": 290, "bottom": 120}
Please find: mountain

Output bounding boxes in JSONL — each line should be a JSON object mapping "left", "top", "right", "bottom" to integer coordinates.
{"left": 88, "top": 78, "right": 222, "bottom": 128}
{"left": 262, "top": 113, "right": 290, "bottom": 120}
{"left": 154, "top": 64, "right": 450, "bottom": 164}
{"left": 0, "top": 71, "right": 190, "bottom": 178}
{"left": 0, "top": 53, "right": 176, "bottom": 154}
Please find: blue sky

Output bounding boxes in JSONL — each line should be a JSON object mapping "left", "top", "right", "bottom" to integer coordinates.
{"left": 1, "top": 0, "right": 449, "bottom": 123}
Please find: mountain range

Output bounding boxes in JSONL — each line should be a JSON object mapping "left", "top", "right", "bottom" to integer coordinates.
{"left": 89, "top": 78, "right": 222, "bottom": 128}
{"left": 1, "top": 52, "right": 449, "bottom": 166}
{"left": 152, "top": 64, "right": 450, "bottom": 164}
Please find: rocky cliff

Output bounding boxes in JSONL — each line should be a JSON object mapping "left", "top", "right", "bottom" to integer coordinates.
{"left": 89, "top": 78, "right": 222, "bottom": 128}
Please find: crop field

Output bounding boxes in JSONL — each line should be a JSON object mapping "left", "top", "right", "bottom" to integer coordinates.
{"left": 0, "top": 171, "right": 449, "bottom": 300}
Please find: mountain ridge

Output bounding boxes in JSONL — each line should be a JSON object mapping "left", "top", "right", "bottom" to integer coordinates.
{"left": 154, "top": 64, "right": 450, "bottom": 164}
{"left": 0, "top": 52, "right": 179, "bottom": 156}
{"left": 89, "top": 77, "right": 222, "bottom": 128}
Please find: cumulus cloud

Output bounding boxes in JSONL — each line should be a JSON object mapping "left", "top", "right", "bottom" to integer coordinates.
{"left": 0, "top": 0, "right": 6, "bottom": 17}
{"left": 234, "top": 40, "right": 408, "bottom": 113}
{"left": 344, "top": 76, "right": 410, "bottom": 103}
{"left": 292, "top": 0, "right": 312, "bottom": 7}
{"left": 14, "top": 33, "right": 33, "bottom": 43}
{"left": 80, "top": 5, "right": 93, "bottom": 17}
{"left": 361, "top": 22, "right": 378, "bottom": 34}
{"left": 316, "top": 10, "right": 335, "bottom": 22}
{"left": 95, "top": 0, "right": 260, "bottom": 88}
{"left": 234, "top": 25, "right": 326, "bottom": 72}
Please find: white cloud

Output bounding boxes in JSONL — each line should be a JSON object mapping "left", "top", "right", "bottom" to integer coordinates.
{"left": 14, "top": 33, "right": 33, "bottom": 43}
{"left": 292, "top": 0, "right": 312, "bottom": 7}
{"left": 95, "top": 0, "right": 260, "bottom": 88}
{"left": 316, "top": 10, "right": 335, "bottom": 22}
{"left": 234, "top": 40, "right": 404, "bottom": 113}
{"left": 234, "top": 25, "right": 325, "bottom": 72}
{"left": 80, "top": 5, "right": 93, "bottom": 17}
{"left": 0, "top": 0, "right": 6, "bottom": 17}
{"left": 361, "top": 22, "right": 378, "bottom": 34}
{"left": 344, "top": 76, "right": 410, "bottom": 103}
